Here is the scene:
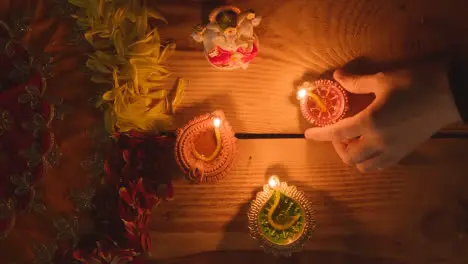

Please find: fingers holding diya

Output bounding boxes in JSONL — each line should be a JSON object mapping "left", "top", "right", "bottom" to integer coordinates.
{"left": 297, "top": 79, "right": 349, "bottom": 127}
{"left": 248, "top": 175, "right": 315, "bottom": 257}
{"left": 175, "top": 110, "right": 237, "bottom": 184}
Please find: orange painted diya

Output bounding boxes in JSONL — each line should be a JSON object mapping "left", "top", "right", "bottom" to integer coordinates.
{"left": 175, "top": 110, "right": 237, "bottom": 183}
{"left": 297, "top": 79, "right": 349, "bottom": 127}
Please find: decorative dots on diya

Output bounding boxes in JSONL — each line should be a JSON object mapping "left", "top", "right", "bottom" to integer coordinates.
{"left": 191, "top": 5, "right": 261, "bottom": 70}
{"left": 175, "top": 110, "right": 237, "bottom": 184}
{"left": 297, "top": 79, "right": 349, "bottom": 127}
{"left": 248, "top": 175, "right": 316, "bottom": 257}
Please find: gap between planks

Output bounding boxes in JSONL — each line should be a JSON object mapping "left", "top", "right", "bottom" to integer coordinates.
{"left": 150, "top": 138, "right": 468, "bottom": 262}
{"left": 162, "top": 131, "right": 468, "bottom": 139}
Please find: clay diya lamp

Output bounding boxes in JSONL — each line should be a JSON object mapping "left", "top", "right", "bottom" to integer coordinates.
{"left": 191, "top": 5, "right": 261, "bottom": 70}
{"left": 248, "top": 175, "right": 315, "bottom": 257}
{"left": 175, "top": 110, "right": 237, "bottom": 183}
{"left": 297, "top": 79, "right": 349, "bottom": 127}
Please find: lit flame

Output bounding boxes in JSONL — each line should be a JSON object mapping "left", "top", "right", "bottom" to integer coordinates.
{"left": 213, "top": 117, "right": 221, "bottom": 128}
{"left": 268, "top": 175, "right": 280, "bottom": 189}
{"left": 297, "top": 88, "right": 307, "bottom": 100}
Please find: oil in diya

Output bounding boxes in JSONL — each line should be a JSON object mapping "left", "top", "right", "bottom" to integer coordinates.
{"left": 297, "top": 79, "right": 349, "bottom": 127}
{"left": 175, "top": 110, "right": 237, "bottom": 184}
{"left": 190, "top": 5, "right": 261, "bottom": 70}
{"left": 248, "top": 176, "right": 315, "bottom": 257}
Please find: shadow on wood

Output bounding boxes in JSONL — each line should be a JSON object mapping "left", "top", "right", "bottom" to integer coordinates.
{"left": 154, "top": 188, "right": 401, "bottom": 264}
{"left": 148, "top": 250, "right": 405, "bottom": 264}
{"left": 172, "top": 93, "right": 243, "bottom": 132}
{"left": 264, "top": 163, "right": 290, "bottom": 182}
{"left": 200, "top": 0, "right": 227, "bottom": 25}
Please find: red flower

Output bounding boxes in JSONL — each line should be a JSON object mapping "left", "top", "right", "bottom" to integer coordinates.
{"left": 72, "top": 237, "right": 138, "bottom": 264}
{"left": 122, "top": 149, "right": 131, "bottom": 163}
{"left": 72, "top": 131, "right": 176, "bottom": 263}
{"left": 118, "top": 178, "right": 159, "bottom": 217}
{"left": 122, "top": 211, "right": 151, "bottom": 252}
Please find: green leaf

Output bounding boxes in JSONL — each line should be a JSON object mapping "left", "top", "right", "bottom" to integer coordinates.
{"left": 158, "top": 42, "right": 176, "bottom": 63}
{"left": 68, "top": 0, "right": 87, "bottom": 8}
{"left": 98, "top": 0, "right": 105, "bottom": 17}
{"left": 102, "top": 90, "right": 114, "bottom": 101}
{"left": 94, "top": 97, "right": 104, "bottom": 108}
{"left": 135, "top": 9, "right": 148, "bottom": 38}
{"left": 86, "top": 58, "right": 112, "bottom": 74}
{"left": 84, "top": 31, "right": 94, "bottom": 45}
{"left": 103, "top": 108, "right": 115, "bottom": 133}
{"left": 112, "top": 28, "right": 125, "bottom": 55}
{"left": 93, "top": 37, "right": 112, "bottom": 49}
{"left": 171, "top": 78, "right": 185, "bottom": 112}
{"left": 128, "top": 28, "right": 158, "bottom": 49}
{"left": 113, "top": 7, "right": 127, "bottom": 26}
{"left": 148, "top": 8, "right": 168, "bottom": 23}
{"left": 126, "top": 10, "right": 136, "bottom": 22}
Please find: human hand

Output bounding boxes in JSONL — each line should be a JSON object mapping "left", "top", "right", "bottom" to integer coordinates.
{"left": 305, "top": 63, "right": 461, "bottom": 172}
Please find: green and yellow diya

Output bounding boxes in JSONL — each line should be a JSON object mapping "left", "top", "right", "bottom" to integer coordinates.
{"left": 248, "top": 176, "right": 315, "bottom": 257}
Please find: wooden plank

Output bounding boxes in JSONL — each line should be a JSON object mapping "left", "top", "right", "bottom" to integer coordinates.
{"left": 145, "top": 251, "right": 403, "bottom": 264}
{"left": 150, "top": 138, "right": 468, "bottom": 263}
{"left": 153, "top": 0, "right": 468, "bottom": 133}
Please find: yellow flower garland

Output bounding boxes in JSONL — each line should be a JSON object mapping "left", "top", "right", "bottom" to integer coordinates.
{"left": 68, "top": 0, "right": 184, "bottom": 133}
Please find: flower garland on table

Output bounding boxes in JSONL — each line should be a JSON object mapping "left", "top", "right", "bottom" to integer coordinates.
{"left": 57, "top": 132, "right": 174, "bottom": 263}
{"left": 69, "top": 0, "right": 184, "bottom": 133}
{"left": 50, "top": 0, "right": 184, "bottom": 263}
{"left": 0, "top": 16, "right": 62, "bottom": 241}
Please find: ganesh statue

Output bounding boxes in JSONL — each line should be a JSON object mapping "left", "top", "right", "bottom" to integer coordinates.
{"left": 191, "top": 6, "right": 261, "bottom": 70}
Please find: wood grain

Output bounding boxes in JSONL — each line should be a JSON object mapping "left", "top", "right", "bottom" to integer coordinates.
{"left": 147, "top": 251, "right": 404, "bottom": 264}
{"left": 150, "top": 138, "right": 468, "bottom": 263}
{"left": 152, "top": 0, "right": 468, "bottom": 133}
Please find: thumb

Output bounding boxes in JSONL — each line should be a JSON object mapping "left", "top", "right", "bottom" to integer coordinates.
{"left": 305, "top": 109, "right": 370, "bottom": 141}
{"left": 333, "top": 69, "right": 378, "bottom": 95}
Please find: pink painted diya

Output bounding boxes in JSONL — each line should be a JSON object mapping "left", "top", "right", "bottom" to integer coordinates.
{"left": 175, "top": 110, "right": 237, "bottom": 183}
{"left": 191, "top": 6, "right": 261, "bottom": 70}
{"left": 297, "top": 79, "right": 348, "bottom": 127}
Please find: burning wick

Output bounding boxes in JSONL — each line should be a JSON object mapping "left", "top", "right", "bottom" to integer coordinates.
{"left": 297, "top": 88, "right": 307, "bottom": 101}
{"left": 213, "top": 117, "right": 221, "bottom": 128}
{"left": 297, "top": 83, "right": 327, "bottom": 112}
{"left": 193, "top": 117, "right": 223, "bottom": 162}
{"left": 268, "top": 175, "right": 280, "bottom": 189}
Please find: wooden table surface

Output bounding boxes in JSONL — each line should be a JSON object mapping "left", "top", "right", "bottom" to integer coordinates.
{"left": 151, "top": 1, "right": 468, "bottom": 263}
{"left": 156, "top": 0, "right": 468, "bottom": 134}
{"left": 1, "top": 0, "right": 468, "bottom": 263}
